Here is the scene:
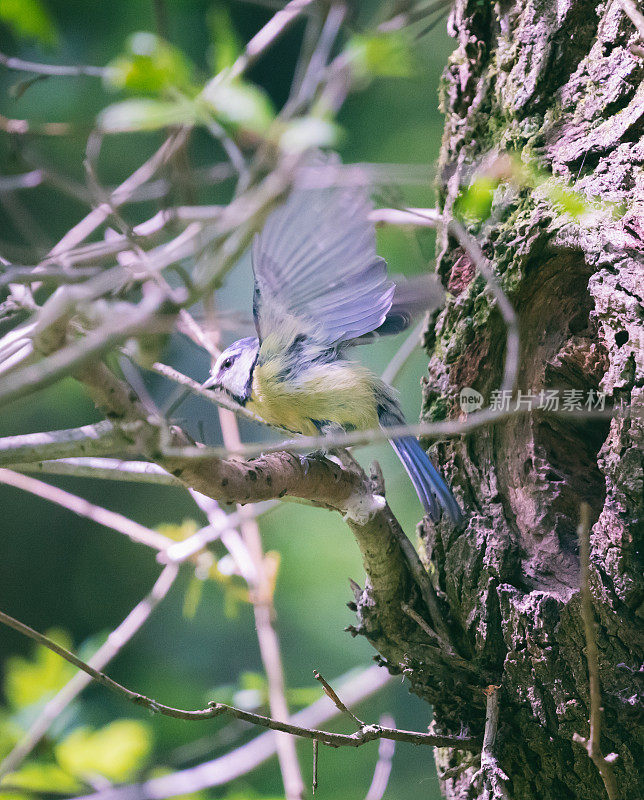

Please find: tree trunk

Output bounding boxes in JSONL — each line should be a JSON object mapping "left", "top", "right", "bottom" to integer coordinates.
{"left": 352, "top": 2, "right": 643, "bottom": 798}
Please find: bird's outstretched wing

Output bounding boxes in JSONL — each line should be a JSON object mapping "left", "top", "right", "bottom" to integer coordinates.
{"left": 252, "top": 175, "right": 394, "bottom": 346}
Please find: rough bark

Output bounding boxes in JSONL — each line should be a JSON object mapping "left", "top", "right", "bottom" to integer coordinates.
{"left": 351, "top": 2, "right": 643, "bottom": 798}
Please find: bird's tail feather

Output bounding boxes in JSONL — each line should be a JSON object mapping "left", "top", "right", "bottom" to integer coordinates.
{"left": 389, "top": 436, "right": 463, "bottom": 524}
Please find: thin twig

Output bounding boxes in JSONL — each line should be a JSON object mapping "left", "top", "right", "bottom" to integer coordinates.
{"left": 401, "top": 602, "right": 453, "bottom": 654}
{"left": 0, "top": 469, "right": 172, "bottom": 551}
{"left": 229, "top": 0, "right": 318, "bottom": 80}
{"left": 0, "top": 565, "right": 179, "bottom": 778}
{"left": 572, "top": 503, "right": 619, "bottom": 800}
{"left": 314, "top": 670, "right": 364, "bottom": 727}
{"left": 0, "top": 612, "right": 480, "bottom": 750}
{"left": 384, "top": 206, "right": 518, "bottom": 396}
{"left": 69, "top": 665, "right": 393, "bottom": 800}
{"left": 160, "top": 402, "right": 619, "bottom": 461}
{"left": 11, "top": 458, "right": 184, "bottom": 486}
{"left": 0, "top": 52, "right": 105, "bottom": 77}
{"left": 0, "top": 420, "right": 131, "bottom": 466}
{"left": 161, "top": 499, "right": 277, "bottom": 564}
{"left": 381, "top": 319, "right": 425, "bottom": 385}
{"left": 369, "top": 207, "right": 441, "bottom": 227}
{"left": 445, "top": 216, "right": 519, "bottom": 397}
{"left": 312, "top": 738, "right": 319, "bottom": 795}
{"left": 620, "top": 0, "right": 644, "bottom": 40}
{"left": 149, "top": 361, "right": 265, "bottom": 422}
{"left": 472, "top": 685, "right": 510, "bottom": 800}
{"left": 285, "top": 2, "right": 346, "bottom": 114}
{"left": 0, "top": 290, "right": 175, "bottom": 410}
{"left": 0, "top": 264, "right": 99, "bottom": 288}
{"left": 48, "top": 130, "right": 189, "bottom": 258}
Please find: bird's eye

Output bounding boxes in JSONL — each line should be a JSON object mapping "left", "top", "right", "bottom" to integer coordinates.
{"left": 221, "top": 357, "right": 234, "bottom": 370}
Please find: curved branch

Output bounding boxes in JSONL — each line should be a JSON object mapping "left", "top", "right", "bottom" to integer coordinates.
{"left": 0, "top": 610, "right": 480, "bottom": 752}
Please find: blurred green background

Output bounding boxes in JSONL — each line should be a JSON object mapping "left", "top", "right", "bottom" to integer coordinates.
{"left": 0, "top": 2, "right": 454, "bottom": 798}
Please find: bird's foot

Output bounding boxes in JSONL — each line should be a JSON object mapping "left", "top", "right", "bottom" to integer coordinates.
{"left": 299, "top": 450, "right": 327, "bottom": 474}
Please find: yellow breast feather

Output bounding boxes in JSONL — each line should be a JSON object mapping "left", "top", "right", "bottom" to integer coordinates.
{"left": 248, "top": 355, "right": 380, "bottom": 436}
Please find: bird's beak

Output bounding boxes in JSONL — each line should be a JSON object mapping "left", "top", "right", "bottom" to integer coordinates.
{"left": 202, "top": 373, "right": 217, "bottom": 390}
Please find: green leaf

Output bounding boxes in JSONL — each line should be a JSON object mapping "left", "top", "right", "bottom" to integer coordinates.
{"left": 454, "top": 177, "right": 496, "bottom": 222}
{"left": 182, "top": 573, "right": 204, "bottom": 619}
{"left": 287, "top": 686, "right": 322, "bottom": 706}
{"left": 4, "top": 629, "right": 76, "bottom": 710}
{"left": 98, "top": 97, "right": 197, "bottom": 132}
{"left": 0, "top": 763, "right": 81, "bottom": 794}
{"left": 0, "top": 0, "right": 58, "bottom": 46}
{"left": 200, "top": 74, "right": 275, "bottom": 135}
{"left": 207, "top": 7, "right": 242, "bottom": 74}
{"left": 0, "top": 713, "right": 23, "bottom": 760}
{"left": 239, "top": 672, "right": 267, "bottom": 693}
{"left": 347, "top": 31, "right": 414, "bottom": 79}
{"left": 55, "top": 720, "right": 153, "bottom": 782}
{"left": 104, "top": 31, "right": 195, "bottom": 95}
{"left": 156, "top": 519, "right": 199, "bottom": 542}
{"left": 0, "top": 790, "right": 34, "bottom": 800}
{"left": 279, "top": 117, "right": 340, "bottom": 154}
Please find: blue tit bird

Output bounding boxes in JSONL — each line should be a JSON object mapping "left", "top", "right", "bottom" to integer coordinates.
{"left": 203, "top": 176, "right": 462, "bottom": 524}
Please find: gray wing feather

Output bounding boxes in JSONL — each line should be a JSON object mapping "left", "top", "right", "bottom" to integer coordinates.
{"left": 252, "top": 173, "right": 394, "bottom": 345}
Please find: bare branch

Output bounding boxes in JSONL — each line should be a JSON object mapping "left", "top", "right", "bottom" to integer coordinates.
{"left": 160, "top": 403, "right": 619, "bottom": 462}
{"left": 620, "top": 0, "right": 644, "bottom": 40}
{"left": 370, "top": 207, "right": 441, "bottom": 227}
{"left": 0, "top": 51, "right": 105, "bottom": 77}
{"left": 0, "top": 421, "right": 132, "bottom": 467}
{"left": 0, "top": 469, "right": 172, "bottom": 551}
{"left": 0, "top": 264, "right": 99, "bottom": 287}
{"left": 381, "top": 319, "right": 425, "bottom": 385}
{"left": 69, "top": 665, "right": 393, "bottom": 800}
{"left": 572, "top": 503, "right": 619, "bottom": 800}
{"left": 473, "top": 686, "right": 510, "bottom": 800}
{"left": 0, "top": 565, "right": 179, "bottom": 778}
{"left": 0, "top": 289, "right": 176, "bottom": 410}
{"left": 0, "top": 170, "right": 44, "bottom": 192}
{"left": 446, "top": 217, "right": 519, "bottom": 396}
{"left": 161, "top": 498, "right": 277, "bottom": 563}
{"left": 314, "top": 670, "right": 364, "bottom": 727}
{"left": 229, "top": 0, "right": 318, "bottom": 80}
{"left": 0, "top": 611, "right": 480, "bottom": 752}
{"left": 149, "top": 361, "right": 265, "bottom": 422}
{"left": 11, "top": 458, "right": 184, "bottom": 486}
{"left": 49, "top": 130, "right": 189, "bottom": 257}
